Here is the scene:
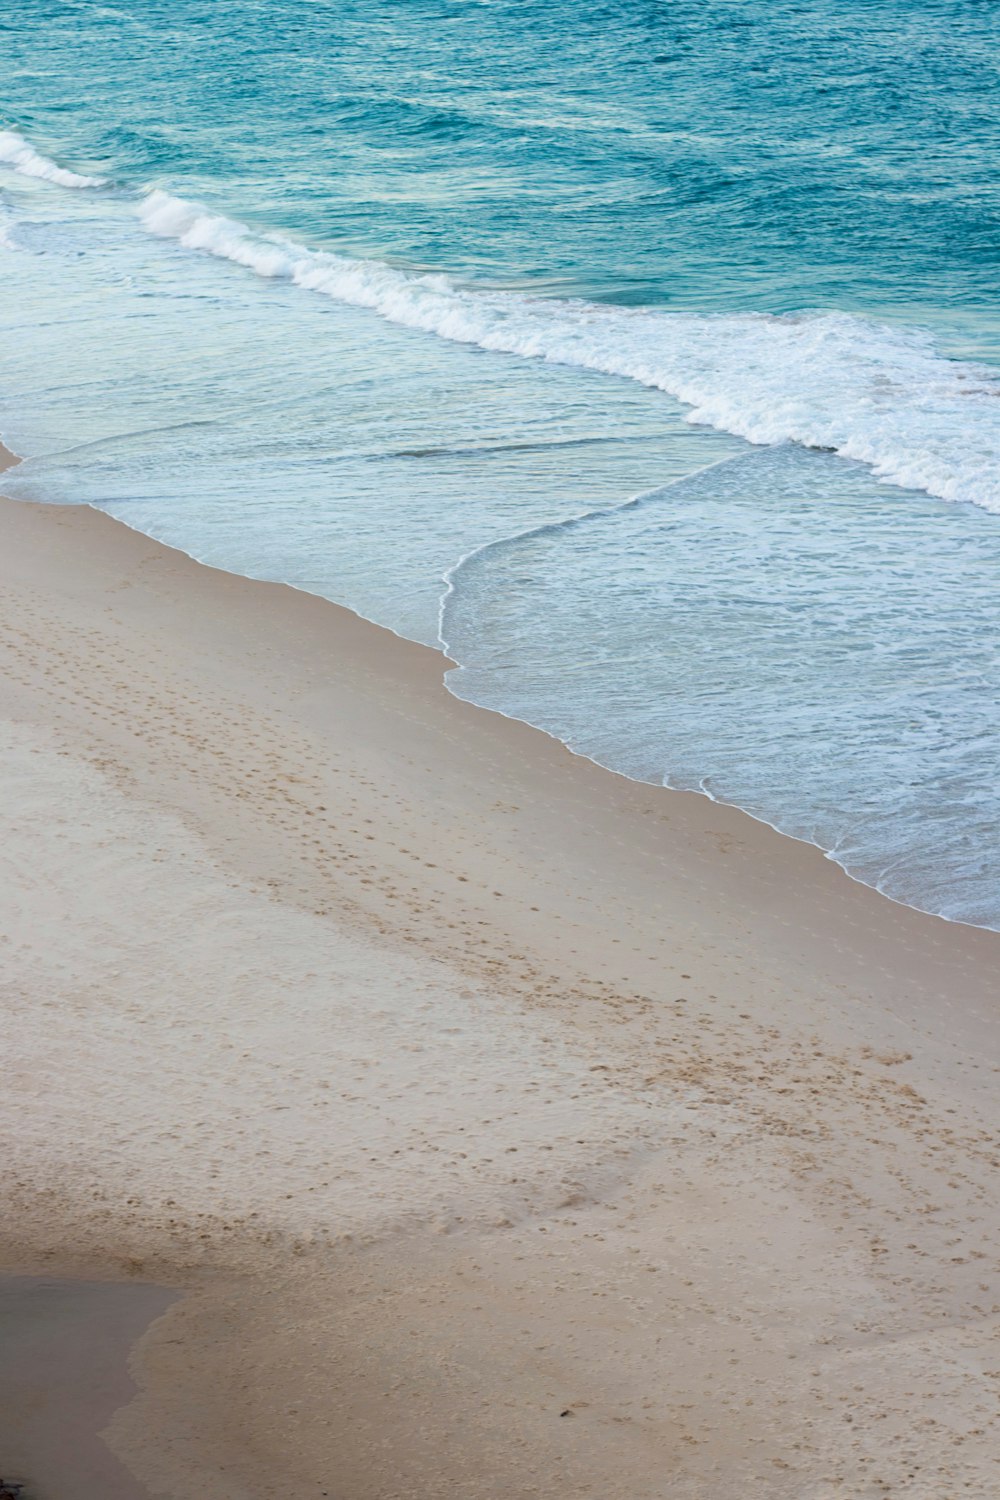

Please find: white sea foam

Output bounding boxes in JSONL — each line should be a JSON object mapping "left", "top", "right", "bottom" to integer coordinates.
{"left": 138, "top": 189, "right": 1000, "bottom": 513}
{"left": 140, "top": 189, "right": 293, "bottom": 276}
{"left": 0, "top": 129, "right": 106, "bottom": 189}
{"left": 0, "top": 209, "right": 19, "bottom": 251}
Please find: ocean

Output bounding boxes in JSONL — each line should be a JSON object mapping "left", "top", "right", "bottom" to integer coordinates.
{"left": 1, "top": 0, "right": 998, "bottom": 925}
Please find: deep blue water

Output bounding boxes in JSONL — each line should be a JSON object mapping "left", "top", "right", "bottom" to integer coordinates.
{"left": 1, "top": 0, "right": 998, "bottom": 923}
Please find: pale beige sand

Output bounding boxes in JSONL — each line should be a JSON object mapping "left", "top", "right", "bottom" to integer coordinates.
{"left": 1, "top": 443, "right": 999, "bottom": 1498}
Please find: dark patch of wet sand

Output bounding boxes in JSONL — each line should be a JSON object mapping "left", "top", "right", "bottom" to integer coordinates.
{"left": 0, "top": 1277, "right": 178, "bottom": 1500}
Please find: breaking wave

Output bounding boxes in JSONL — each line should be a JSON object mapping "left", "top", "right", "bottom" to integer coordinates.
{"left": 138, "top": 188, "right": 1000, "bottom": 514}
{"left": 0, "top": 129, "right": 106, "bottom": 189}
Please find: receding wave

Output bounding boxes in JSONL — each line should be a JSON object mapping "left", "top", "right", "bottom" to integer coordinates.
{"left": 0, "top": 129, "right": 106, "bottom": 189}
{"left": 441, "top": 445, "right": 1000, "bottom": 930}
{"left": 137, "top": 189, "right": 1000, "bottom": 513}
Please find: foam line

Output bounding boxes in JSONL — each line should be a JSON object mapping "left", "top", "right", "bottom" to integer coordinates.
{"left": 138, "top": 189, "right": 1000, "bottom": 514}
{"left": 0, "top": 129, "right": 106, "bottom": 189}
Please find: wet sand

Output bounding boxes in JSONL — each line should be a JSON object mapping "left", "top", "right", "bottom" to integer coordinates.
{"left": 0, "top": 1277, "right": 176, "bottom": 1500}
{"left": 1, "top": 443, "right": 999, "bottom": 1498}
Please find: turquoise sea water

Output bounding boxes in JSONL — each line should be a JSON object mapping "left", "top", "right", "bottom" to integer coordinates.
{"left": 1, "top": 0, "right": 998, "bottom": 924}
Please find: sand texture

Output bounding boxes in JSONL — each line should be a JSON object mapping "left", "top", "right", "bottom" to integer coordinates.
{"left": 1, "top": 457, "right": 998, "bottom": 1498}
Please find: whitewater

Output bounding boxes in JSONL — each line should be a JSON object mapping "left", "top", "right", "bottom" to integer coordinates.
{"left": 2, "top": 125, "right": 997, "bottom": 515}
{"left": 140, "top": 188, "right": 1000, "bottom": 514}
{"left": 0, "top": 128, "right": 107, "bottom": 189}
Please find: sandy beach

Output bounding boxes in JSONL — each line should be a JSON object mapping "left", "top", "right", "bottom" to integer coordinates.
{"left": 1, "top": 442, "right": 999, "bottom": 1498}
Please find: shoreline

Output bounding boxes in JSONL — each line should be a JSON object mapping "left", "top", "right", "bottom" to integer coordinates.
{"left": 0, "top": 1276, "right": 177, "bottom": 1500}
{"left": 13, "top": 444, "right": 996, "bottom": 942}
{"left": 3, "top": 460, "right": 997, "bottom": 1049}
{"left": 2, "top": 447, "right": 999, "bottom": 1496}
{"left": 444, "top": 666, "right": 1000, "bottom": 942}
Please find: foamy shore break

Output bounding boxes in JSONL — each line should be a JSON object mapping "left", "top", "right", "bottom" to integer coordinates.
{"left": 1, "top": 446, "right": 999, "bottom": 1499}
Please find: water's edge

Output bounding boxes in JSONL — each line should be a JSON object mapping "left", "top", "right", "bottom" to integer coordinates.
{"left": 3, "top": 438, "right": 988, "bottom": 936}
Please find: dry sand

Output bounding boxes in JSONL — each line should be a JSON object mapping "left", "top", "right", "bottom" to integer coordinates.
{"left": 1, "top": 444, "right": 998, "bottom": 1498}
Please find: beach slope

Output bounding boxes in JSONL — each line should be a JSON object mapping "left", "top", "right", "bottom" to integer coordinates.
{"left": 1, "top": 461, "right": 998, "bottom": 1498}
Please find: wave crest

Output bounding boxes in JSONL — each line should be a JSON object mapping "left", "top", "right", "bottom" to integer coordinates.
{"left": 137, "top": 189, "right": 1000, "bottom": 514}
{"left": 0, "top": 129, "right": 106, "bottom": 189}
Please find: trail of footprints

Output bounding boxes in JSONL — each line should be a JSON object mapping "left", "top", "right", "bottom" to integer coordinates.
{"left": 3, "top": 579, "right": 1000, "bottom": 1496}
{"left": 4, "top": 587, "right": 999, "bottom": 1275}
